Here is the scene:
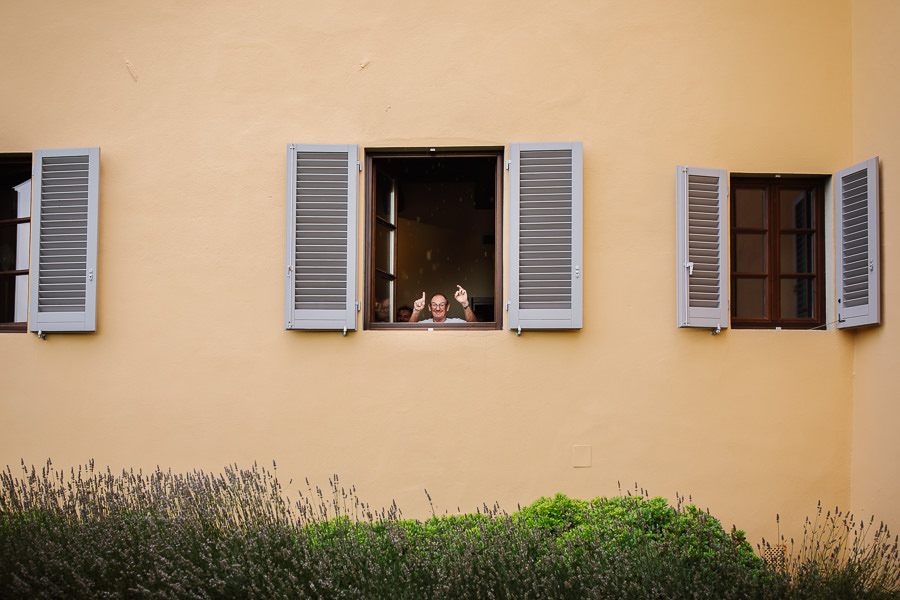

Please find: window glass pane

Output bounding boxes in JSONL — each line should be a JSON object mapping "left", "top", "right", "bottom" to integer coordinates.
{"left": 372, "top": 274, "right": 392, "bottom": 322}
{"left": 781, "top": 278, "right": 814, "bottom": 319}
{"left": 0, "top": 222, "right": 17, "bottom": 271}
{"left": 734, "top": 278, "right": 766, "bottom": 319}
{"left": 0, "top": 195, "right": 15, "bottom": 220}
{"left": 0, "top": 275, "right": 13, "bottom": 322}
{"left": 735, "top": 233, "right": 766, "bottom": 272}
{"left": 375, "top": 172, "right": 395, "bottom": 223}
{"left": 17, "top": 184, "right": 30, "bottom": 219}
{"left": 15, "top": 222, "right": 28, "bottom": 270}
{"left": 14, "top": 273, "right": 27, "bottom": 322}
{"left": 780, "top": 233, "right": 815, "bottom": 273}
{"left": 374, "top": 222, "right": 393, "bottom": 275}
{"left": 734, "top": 188, "right": 766, "bottom": 228}
{"left": 779, "top": 188, "right": 814, "bottom": 228}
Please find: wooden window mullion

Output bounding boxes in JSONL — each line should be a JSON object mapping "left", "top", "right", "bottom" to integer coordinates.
{"left": 769, "top": 186, "right": 779, "bottom": 322}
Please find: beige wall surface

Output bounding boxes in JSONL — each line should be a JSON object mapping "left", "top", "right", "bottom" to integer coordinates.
{"left": 0, "top": 0, "right": 878, "bottom": 544}
{"left": 850, "top": 0, "right": 900, "bottom": 531}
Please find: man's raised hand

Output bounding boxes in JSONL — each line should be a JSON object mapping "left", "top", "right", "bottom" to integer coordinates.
{"left": 413, "top": 292, "right": 426, "bottom": 312}
{"left": 454, "top": 285, "right": 468, "bottom": 306}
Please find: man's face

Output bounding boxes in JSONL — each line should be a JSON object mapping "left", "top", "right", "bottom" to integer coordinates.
{"left": 397, "top": 308, "right": 411, "bottom": 322}
{"left": 429, "top": 295, "right": 449, "bottom": 322}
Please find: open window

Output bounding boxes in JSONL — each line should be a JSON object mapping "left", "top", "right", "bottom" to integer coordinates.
{"left": 285, "top": 142, "right": 583, "bottom": 333}
{"left": 364, "top": 149, "right": 503, "bottom": 329}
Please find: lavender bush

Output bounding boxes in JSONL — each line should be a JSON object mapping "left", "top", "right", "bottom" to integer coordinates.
{"left": 761, "top": 501, "right": 900, "bottom": 599}
{"left": 1, "top": 460, "right": 897, "bottom": 599}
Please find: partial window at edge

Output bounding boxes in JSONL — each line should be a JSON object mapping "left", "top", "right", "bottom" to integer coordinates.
{"left": 0, "top": 154, "right": 32, "bottom": 333}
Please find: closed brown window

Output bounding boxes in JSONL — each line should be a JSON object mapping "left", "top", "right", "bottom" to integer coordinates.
{"left": 730, "top": 176, "right": 826, "bottom": 329}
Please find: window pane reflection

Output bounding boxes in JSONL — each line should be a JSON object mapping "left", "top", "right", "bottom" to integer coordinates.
{"left": 779, "top": 188, "right": 814, "bottom": 228}
{"left": 734, "top": 188, "right": 766, "bottom": 228}
{"left": 374, "top": 223, "right": 392, "bottom": 274}
{"left": 780, "top": 278, "right": 814, "bottom": 319}
{"left": 734, "top": 278, "right": 766, "bottom": 319}
{"left": 372, "top": 275, "right": 392, "bottom": 322}
{"left": 735, "top": 233, "right": 766, "bottom": 272}
{"left": 780, "top": 233, "right": 815, "bottom": 274}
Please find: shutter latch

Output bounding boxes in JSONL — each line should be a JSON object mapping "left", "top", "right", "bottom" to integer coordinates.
{"left": 684, "top": 261, "right": 694, "bottom": 275}
{"left": 88, "top": 269, "right": 94, "bottom": 282}
{"left": 574, "top": 265, "right": 580, "bottom": 279}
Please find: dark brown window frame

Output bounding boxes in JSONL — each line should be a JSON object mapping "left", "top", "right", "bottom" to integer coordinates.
{"left": 364, "top": 148, "right": 504, "bottom": 330}
{"left": 730, "top": 175, "right": 826, "bottom": 329}
{"left": 0, "top": 153, "right": 32, "bottom": 333}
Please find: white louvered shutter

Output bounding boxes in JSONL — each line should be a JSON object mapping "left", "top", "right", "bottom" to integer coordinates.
{"left": 29, "top": 148, "right": 100, "bottom": 333}
{"left": 508, "top": 142, "right": 583, "bottom": 331}
{"left": 676, "top": 166, "right": 728, "bottom": 329}
{"left": 284, "top": 144, "right": 358, "bottom": 331}
{"left": 836, "top": 157, "right": 880, "bottom": 329}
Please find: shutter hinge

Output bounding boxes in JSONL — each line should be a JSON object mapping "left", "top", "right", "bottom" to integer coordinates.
{"left": 342, "top": 327, "right": 348, "bottom": 337}
{"left": 287, "top": 266, "right": 292, "bottom": 278}
{"left": 88, "top": 269, "right": 94, "bottom": 282}
{"left": 684, "top": 261, "right": 694, "bottom": 275}
{"left": 505, "top": 160, "right": 511, "bottom": 170}
{"left": 574, "top": 265, "right": 580, "bottom": 279}
{"left": 870, "top": 259, "right": 875, "bottom": 272}
{"left": 356, "top": 301, "right": 360, "bottom": 312}
{"left": 357, "top": 161, "right": 362, "bottom": 172}
{"left": 516, "top": 326, "right": 522, "bottom": 336}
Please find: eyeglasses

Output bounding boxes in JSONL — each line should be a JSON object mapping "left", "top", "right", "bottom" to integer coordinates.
{"left": 430, "top": 303, "right": 447, "bottom": 308}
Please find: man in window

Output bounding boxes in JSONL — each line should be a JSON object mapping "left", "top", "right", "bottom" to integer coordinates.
{"left": 408, "top": 285, "right": 477, "bottom": 323}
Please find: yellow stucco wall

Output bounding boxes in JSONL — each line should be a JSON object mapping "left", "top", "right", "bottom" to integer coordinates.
{"left": 850, "top": 0, "right": 900, "bottom": 531}
{"left": 0, "top": 0, "right": 884, "bottom": 544}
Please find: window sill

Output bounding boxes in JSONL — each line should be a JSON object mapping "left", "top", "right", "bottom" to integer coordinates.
{"left": 367, "top": 321, "right": 502, "bottom": 331}
{"left": 731, "top": 321, "right": 826, "bottom": 331}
